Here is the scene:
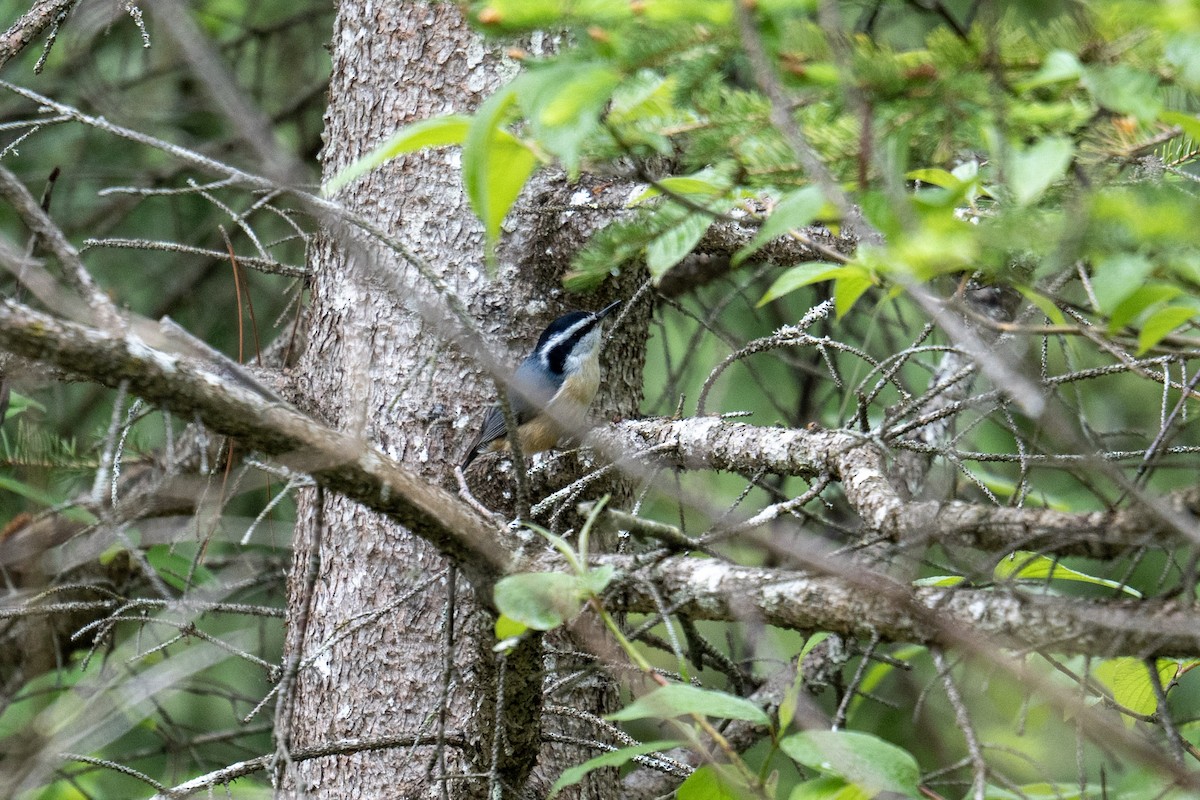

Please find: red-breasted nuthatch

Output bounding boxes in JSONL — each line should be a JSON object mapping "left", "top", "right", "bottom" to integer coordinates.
{"left": 460, "top": 300, "right": 621, "bottom": 469}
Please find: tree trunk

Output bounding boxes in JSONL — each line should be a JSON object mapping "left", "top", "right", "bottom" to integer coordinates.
{"left": 280, "top": 2, "right": 643, "bottom": 797}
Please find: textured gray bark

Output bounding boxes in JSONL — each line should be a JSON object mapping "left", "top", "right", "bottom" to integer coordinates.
{"left": 280, "top": 3, "right": 640, "bottom": 797}
{"left": 280, "top": 4, "right": 521, "bottom": 796}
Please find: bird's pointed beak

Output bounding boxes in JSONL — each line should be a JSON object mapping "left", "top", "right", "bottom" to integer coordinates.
{"left": 594, "top": 300, "right": 621, "bottom": 320}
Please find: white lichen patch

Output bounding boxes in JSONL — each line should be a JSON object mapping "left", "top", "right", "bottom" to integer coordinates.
{"left": 312, "top": 649, "right": 333, "bottom": 679}
{"left": 686, "top": 559, "right": 729, "bottom": 594}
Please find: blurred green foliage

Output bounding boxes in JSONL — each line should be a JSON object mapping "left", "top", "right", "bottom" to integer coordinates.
{"left": 5, "top": 0, "right": 1200, "bottom": 797}
{"left": 0, "top": 1, "right": 328, "bottom": 797}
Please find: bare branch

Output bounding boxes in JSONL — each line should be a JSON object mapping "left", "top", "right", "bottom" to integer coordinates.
{"left": 606, "top": 553, "right": 1200, "bottom": 657}
{"left": 0, "top": 299, "right": 512, "bottom": 586}
{"left": 0, "top": 0, "right": 77, "bottom": 70}
{"left": 598, "top": 417, "right": 1200, "bottom": 556}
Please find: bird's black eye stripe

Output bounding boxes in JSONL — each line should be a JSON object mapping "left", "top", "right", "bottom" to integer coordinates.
{"left": 546, "top": 319, "right": 598, "bottom": 374}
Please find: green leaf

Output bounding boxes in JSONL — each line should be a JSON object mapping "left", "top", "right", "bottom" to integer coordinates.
{"left": 790, "top": 776, "right": 871, "bottom": 800}
{"left": 494, "top": 613, "right": 528, "bottom": 641}
{"left": 982, "top": 783, "right": 1085, "bottom": 800}
{"left": 779, "top": 730, "right": 920, "bottom": 798}
{"left": 0, "top": 475, "right": 95, "bottom": 523}
{"left": 734, "top": 186, "right": 826, "bottom": 266}
{"left": 515, "top": 63, "right": 620, "bottom": 176}
{"left": 581, "top": 564, "right": 616, "bottom": 595}
{"left": 550, "top": 740, "right": 679, "bottom": 797}
{"left": 1007, "top": 136, "right": 1073, "bottom": 206}
{"left": 1082, "top": 65, "right": 1161, "bottom": 121}
{"left": 607, "top": 683, "right": 770, "bottom": 726}
{"left": 3, "top": 391, "right": 45, "bottom": 421}
{"left": 834, "top": 269, "right": 875, "bottom": 318}
{"left": 1166, "top": 34, "right": 1200, "bottom": 90}
{"left": 634, "top": 176, "right": 727, "bottom": 203}
{"left": 757, "top": 263, "right": 846, "bottom": 306}
{"left": 779, "top": 665, "right": 805, "bottom": 733}
{"left": 1106, "top": 283, "right": 1182, "bottom": 333}
{"left": 1094, "top": 658, "right": 1181, "bottom": 721}
{"left": 1015, "top": 50, "right": 1083, "bottom": 92}
{"left": 912, "top": 575, "right": 965, "bottom": 587}
{"left": 1137, "top": 305, "right": 1196, "bottom": 353}
{"left": 463, "top": 87, "right": 540, "bottom": 262}
{"left": 646, "top": 211, "right": 712, "bottom": 278}
{"left": 145, "top": 545, "right": 216, "bottom": 591}
{"left": 1017, "top": 286, "right": 1067, "bottom": 326}
{"left": 607, "top": 72, "right": 678, "bottom": 127}
{"left": 800, "top": 632, "right": 830, "bottom": 659}
{"left": 846, "top": 644, "right": 926, "bottom": 723}
{"left": 494, "top": 572, "right": 585, "bottom": 631}
{"left": 678, "top": 764, "right": 757, "bottom": 800}
{"left": 905, "top": 168, "right": 958, "bottom": 187}
{"left": 994, "top": 551, "right": 1142, "bottom": 598}
{"left": 1091, "top": 253, "right": 1155, "bottom": 314}
{"left": 1158, "top": 110, "right": 1200, "bottom": 141}
{"left": 323, "top": 115, "right": 470, "bottom": 196}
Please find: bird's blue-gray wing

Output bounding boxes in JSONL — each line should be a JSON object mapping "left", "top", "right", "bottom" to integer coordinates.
{"left": 461, "top": 357, "right": 560, "bottom": 466}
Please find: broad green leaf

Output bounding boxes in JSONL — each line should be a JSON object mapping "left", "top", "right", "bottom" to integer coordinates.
{"left": 1082, "top": 65, "right": 1161, "bottom": 121}
{"left": 0, "top": 475, "right": 95, "bottom": 523}
{"left": 581, "top": 564, "right": 616, "bottom": 595}
{"left": 910, "top": 161, "right": 984, "bottom": 208}
{"left": 779, "top": 661, "right": 805, "bottom": 733}
{"left": 1094, "top": 658, "right": 1181, "bottom": 722}
{"left": 757, "top": 263, "right": 846, "bottom": 306}
{"left": 146, "top": 545, "right": 216, "bottom": 591}
{"left": 799, "top": 632, "right": 830, "bottom": 659}
{"left": 646, "top": 211, "right": 712, "bottom": 278}
{"left": 905, "top": 168, "right": 957, "bottom": 187}
{"left": 790, "top": 776, "right": 871, "bottom": 800}
{"left": 639, "top": 0, "right": 733, "bottom": 24}
{"left": 1166, "top": 34, "right": 1200, "bottom": 90}
{"left": 734, "top": 186, "right": 827, "bottom": 266}
{"left": 3, "top": 391, "right": 45, "bottom": 421}
{"left": 834, "top": 269, "right": 875, "bottom": 318}
{"left": 1008, "top": 136, "right": 1073, "bottom": 206}
{"left": 1092, "top": 253, "right": 1155, "bottom": 314}
{"left": 1159, "top": 110, "right": 1200, "bottom": 141}
{"left": 607, "top": 683, "right": 770, "bottom": 726}
{"left": 515, "top": 63, "right": 620, "bottom": 176}
{"left": 1137, "top": 305, "right": 1196, "bottom": 353}
{"left": 633, "top": 176, "right": 727, "bottom": 203}
{"left": 607, "top": 72, "right": 677, "bottom": 126}
{"left": 474, "top": 0, "right": 632, "bottom": 29}
{"left": 550, "top": 740, "right": 680, "bottom": 796}
{"left": 0, "top": 657, "right": 88, "bottom": 740}
{"left": 994, "top": 551, "right": 1142, "bottom": 597}
{"left": 983, "top": 784, "right": 1084, "bottom": 800}
{"left": 1015, "top": 50, "right": 1083, "bottom": 92}
{"left": 494, "top": 613, "right": 528, "bottom": 641}
{"left": 912, "top": 575, "right": 965, "bottom": 587}
{"left": 678, "top": 764, "right": 756, "bottom": 800}
{"left": 323, "top": 115, "right": 470, "bottom": 195}
{"left": 846, "top": 644, "right": 926, "bottom": 723}
{"left": 873, "top": 213, "right": 977, "bottom": 279}
{"left": 781, "top": 632, "right": 836, "bottom": 731}
{"left": 494, "top": 572, "right": 585, "bottom": 631}
{"left": 463, "top": 88, "right": 539, "bottom": 261}
{"left": 1107, "top": 283, "right": 1182, "bottom": 333}
{"left": 1017, "top": 286, "right": 1067, "bottom": 325}
{"left": 779, "top": 730, "right": 920, "bottom": 798}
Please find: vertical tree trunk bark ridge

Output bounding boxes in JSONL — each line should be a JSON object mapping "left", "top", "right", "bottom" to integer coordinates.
{"left": 284, "top": 3, "right": 516, "bottom": 796}
{"left": 283, "top": 3, "right": 643, "bottom": 797}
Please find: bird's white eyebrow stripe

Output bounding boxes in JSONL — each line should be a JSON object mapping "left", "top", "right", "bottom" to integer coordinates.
{"left": 543, "top": 317, "right": 594, "bottom": 358}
